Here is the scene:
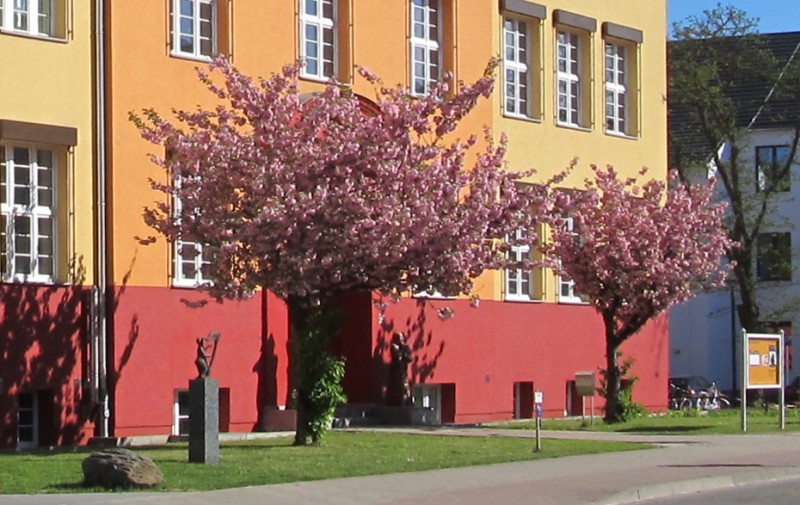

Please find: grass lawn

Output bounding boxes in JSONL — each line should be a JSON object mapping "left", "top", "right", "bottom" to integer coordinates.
{"left": 502, "top": 407, "right": 800, "bottom": 435}
{"left": 0, "top": 431, "right": 644, "bottom": 494}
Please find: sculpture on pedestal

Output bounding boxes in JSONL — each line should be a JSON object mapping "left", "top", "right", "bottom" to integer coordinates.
{"left": 195, "top": 331, "right": 221, "bottom": 378}
{"left": 386, "top": 332, "right": 412, "bottom": 407}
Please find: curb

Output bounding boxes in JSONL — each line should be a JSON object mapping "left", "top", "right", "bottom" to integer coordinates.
{"left": 594, "top": 468, "right": 800, "bottom": 504}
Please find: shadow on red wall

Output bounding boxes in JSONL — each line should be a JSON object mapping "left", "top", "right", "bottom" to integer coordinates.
{"left": 0, "top": 281, "right": 91, "bottom": 447}
{"left": 253, "top": 333, "right": 279, "bottom": 428}
{"left": 372, "top": 298, "right": 446, "bottom": 404}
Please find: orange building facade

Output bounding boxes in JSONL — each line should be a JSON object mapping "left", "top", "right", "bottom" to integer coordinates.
{"left": 1, "top": 0, "right": 668, "bottom": 447}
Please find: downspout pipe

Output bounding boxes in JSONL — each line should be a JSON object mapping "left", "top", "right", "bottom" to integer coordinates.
{"left": 93, "top": 0, "right": 110, "bottom": 438}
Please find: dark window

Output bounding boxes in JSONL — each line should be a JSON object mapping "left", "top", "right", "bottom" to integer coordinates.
{"left": 757, "top": 232, "right": 792, "bottom": 281}
{"left": 756, "top": 146, "right": 791, "bottom": 192}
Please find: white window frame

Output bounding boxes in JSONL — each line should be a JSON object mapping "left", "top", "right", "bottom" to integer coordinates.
{"left": 171, "top": 179, "right": 212, "bottom": 287}
{"left": 299, "top": 0, "right": 337, "bottom": 81}
{"left": 412, "top": 384, "right": 441, "bottom": 424}
{"left": 171, "top": 0, "right": 216, "bottom": 61}
{"left": 0, "top": 143, "right": 57, "bottom": 284}
{"left": 172, "top": 389, "right": 189, "bottom": 436}
{"left": 503, "top": 17, "right": 531, "bottom": 118}
{"left": 505, "top": 229, "right": 536, "bottom": 301}
{"left": 556, "top": 30, "right": 581, "bottom": 127}
{"left": 413, "top": 286, "right": 454, "bottom": 299}
{"left": 409, "top": 0, "right": 441, "bottom": 96}
{"left": 0, "top": 0, "right": 54, "bottom": 37}
{"left": 173, "top": 238, "right": 212, "bottom": 287}
{"left": 604, "top": 42, "right": 627, "bottom": 135}
{"left": 557, "top": 217, "right": 584, "bottom": 303}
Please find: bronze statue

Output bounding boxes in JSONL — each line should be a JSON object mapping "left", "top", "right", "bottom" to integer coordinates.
{"left": 195, "top": 331, "right": 221, "bottom": 378}
{"left": 386, "top": 332, "right": 412, "bottom": 407}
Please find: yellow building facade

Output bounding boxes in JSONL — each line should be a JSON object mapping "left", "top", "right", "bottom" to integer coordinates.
{"left": 1, "top": 0, "right": 668, "bottom": 447}
{"left": 481, "top": 0, "right": 668, "bottom": 303}
{"left": 0, "top": 0, "right": 96, "bottom": 447}
{"left": 0, "top": 0, "right": 95, "bottom": 285}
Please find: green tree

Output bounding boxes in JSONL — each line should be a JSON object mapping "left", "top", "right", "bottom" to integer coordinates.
{"left": 669, "top": 4, "right": 800, "bottom": 333}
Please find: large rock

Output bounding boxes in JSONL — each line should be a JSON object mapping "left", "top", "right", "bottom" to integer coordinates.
{"left": 82, "top": 448, "right": 163, "bottom": 489}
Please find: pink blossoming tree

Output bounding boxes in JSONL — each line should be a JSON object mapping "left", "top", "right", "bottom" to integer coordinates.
{"left": 542, "top": 166, "right": 733, "bottom": 423}
{"left": 132, "top": 58, "right": 553, "bottom": 444}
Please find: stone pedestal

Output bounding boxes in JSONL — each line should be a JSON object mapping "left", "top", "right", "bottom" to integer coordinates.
{"left": 189, "top": 377, "right": 219, "bottom": 464}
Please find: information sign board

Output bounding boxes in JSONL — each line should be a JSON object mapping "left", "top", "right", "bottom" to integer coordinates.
{"left": 741, "top": 330, "right": 785, "bottom": 432}
{"left": 575, "top": 372, "right": 595, "bottom": 397}
{"left": 746, "top": 334, "right": 781, "bottom": 389}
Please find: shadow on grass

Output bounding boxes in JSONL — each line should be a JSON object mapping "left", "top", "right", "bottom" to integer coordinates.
{"left": 44, "top": 482, "right": 160, "bottom": 493}
{"left": 43, "top": 482, "right": 88, "bottom": 491}
{"left": 131, "top": 442, "right": 298, "bottom": 454}
{"left": 617, "top": 426, "right": 716, "bottom": 433}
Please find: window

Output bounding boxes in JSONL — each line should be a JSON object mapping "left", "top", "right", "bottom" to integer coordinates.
{"left": 558, "top": 217, "right": 583, "bottom": 303}
{"left": 171, "top": 0, "right": 216, "bottom": 60}
{"left": 410, "top": 0, "right": 441, "bottom": 95}
{"left": 757, "top": 232, "right": 792, "bottom": 282}
{"left": 503, "top": 18, "right": 531, "bottom": 118}
{"left": 556, "top": 30, "right": 581, "bottom": 126}
{"left": 757, "top": 146, "right": 792, "bottom": 192}
{"left": 505, "top": 228, "right": 542, "bottom": 301}
{"left": 173, "top": 390, "right": 189, "bottom": 436}
{"left": 174, "top": 240, "right": 212, "bottom": 286}
{"left": 18, "top": 392, "right": 37, "bottom": 448}
{"left": 602, "top": 23, "right": 642, "bottom": 137}
{"left": 604, "top": 42, "right": 627, "bottom": 134}
{"left": 299, "top": 0, "right": 336, "bottom": 81}
{"left": 506, "top": 229, "right": 532, "bottom": 300}
{"left": 553, "top": 10, "right": 597, "bottom": 129}
{"left": 501, "top": 1, "right": 545, "bottom": 119}
{"left": 0, "top": 144, "right": 56, "bottom": 283}
{"left": 0, "top": 0, "right": 56, "bottom": 37}
{"left": 172, "top": 177, "right": 212, "bottom": 287}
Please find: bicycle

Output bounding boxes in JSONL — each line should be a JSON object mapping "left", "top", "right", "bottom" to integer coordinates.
{"left": 695, "top": 382, "right": 731, "bottom": 410}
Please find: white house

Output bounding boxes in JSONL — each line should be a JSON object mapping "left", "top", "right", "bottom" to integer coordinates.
{"left": 669, "top": 31, "right": 800, "bottom": 392}
{"left": 670, "top": 127, "right": 800, "bottom": 391}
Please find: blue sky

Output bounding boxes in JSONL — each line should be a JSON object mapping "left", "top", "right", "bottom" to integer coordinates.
{"left": 668, "top": 0, "right": 800, "bottom": 35}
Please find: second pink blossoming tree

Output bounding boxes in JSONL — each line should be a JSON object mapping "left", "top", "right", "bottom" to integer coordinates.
{"left": 542, "top": 166, "right": 734, "bottom": 423}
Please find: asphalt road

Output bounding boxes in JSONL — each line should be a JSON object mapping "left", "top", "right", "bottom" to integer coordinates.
{"left": 629, "top": 477, "right": 800, "bottom": 505}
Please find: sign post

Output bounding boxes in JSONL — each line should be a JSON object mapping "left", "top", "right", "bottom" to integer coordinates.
{"left": 741, "top": 330, "right": 784, "bottom": 432}
{"left": 534, "top": 390, "right": 543, "bottom": 452}
{"left": 575, "top": 372, "right": 596, "bottom": 426}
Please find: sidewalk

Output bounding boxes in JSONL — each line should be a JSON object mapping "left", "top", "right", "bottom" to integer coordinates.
{"left": 3, "top": 428, "right": 800, "bottom": 505}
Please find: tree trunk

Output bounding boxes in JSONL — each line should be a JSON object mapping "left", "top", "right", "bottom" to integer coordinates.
{"left": 287, "top": 295, "right": 346, "bottom": 446}
{"left": 603, "top": 336, "right": 623, "bottom": 423}
{"left": 286, "top": 296, "right": 309, "bottom": 446}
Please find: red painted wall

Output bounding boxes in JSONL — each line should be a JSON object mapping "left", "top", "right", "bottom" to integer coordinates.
{"left": 0, "top": 284, "right": 93, "bottom": 448}
{"left": 108, "top": 287, "right": 289, "bottom": 437}
{"left": 1, "top": 281, "right": 666, "bottom": 445}
{"left": 349, "top": 297, "right": 668, "bottom": 423}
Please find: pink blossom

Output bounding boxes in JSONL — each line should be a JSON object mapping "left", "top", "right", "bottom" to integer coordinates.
{"left": 541, "top": 165, "right": 734, "bottom": 344}
{"left": 132, "top": 57, "right": 550, "bottom": 303}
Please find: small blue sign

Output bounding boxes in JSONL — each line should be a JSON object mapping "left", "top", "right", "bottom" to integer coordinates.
{"left": 535, "top": 404, "right": 543, "bottom": 418}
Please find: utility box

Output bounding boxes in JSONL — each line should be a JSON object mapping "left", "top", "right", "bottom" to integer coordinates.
{"left": 575, "top": 372, "right": 596, "bottom": 397}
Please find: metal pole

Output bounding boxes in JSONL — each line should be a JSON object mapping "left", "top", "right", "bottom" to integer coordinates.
{"left": 780, "top": 330, "right": 786, "bottom": 430}
{"left": 535, "top": 417, "right": 541, "bottom": 452}
{"left": 94, "top": 0, "right": 110, "bottom": 439}
{"left": 730, "top": 285, "right": 737, "bottom": 394}
{"left": 742, "top": 329, "right": 748, "bottom": 432}
{"left": 581, "top": 396, "right": 585, "bottom": 425}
